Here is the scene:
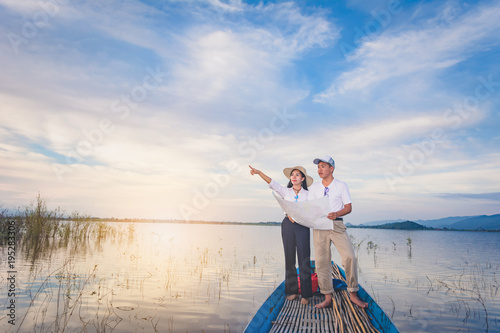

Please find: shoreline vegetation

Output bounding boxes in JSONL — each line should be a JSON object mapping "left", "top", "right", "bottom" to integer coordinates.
{"left": 0, "top": 193, "right": 136, "bottom": 251}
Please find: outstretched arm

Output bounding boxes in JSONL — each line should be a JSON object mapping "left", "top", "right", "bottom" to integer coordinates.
{"left": 249, "top": 165, "right": 271, "bottom": 184}
{"left": 250, "top": 165, "right": 296, "bottom": 223}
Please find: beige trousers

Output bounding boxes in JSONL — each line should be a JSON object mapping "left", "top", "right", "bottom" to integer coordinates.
{"left": 313, "top": 221, "right": 359, "bottom": 293}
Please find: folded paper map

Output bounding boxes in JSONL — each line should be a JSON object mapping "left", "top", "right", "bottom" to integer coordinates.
{"left": 272, "top": 192, "right": 333, "bottom": 230}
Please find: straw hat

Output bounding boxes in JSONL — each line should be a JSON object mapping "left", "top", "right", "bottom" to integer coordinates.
{"left": 282, "top": 166, "right": 314, "bottom": 187}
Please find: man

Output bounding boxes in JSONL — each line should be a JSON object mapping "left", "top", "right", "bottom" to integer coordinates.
{"left": 308, "top": 155, "right": 368, "bottom": 308}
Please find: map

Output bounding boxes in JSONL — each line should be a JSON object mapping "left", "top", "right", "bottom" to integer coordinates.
{"left": 273, "top": 192, "right": 334, "bottom": 230}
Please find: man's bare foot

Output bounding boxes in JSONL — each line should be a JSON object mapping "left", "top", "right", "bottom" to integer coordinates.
{"left": 315, "top": 294, "right": 332, "bottom": 308}
{"left": 300, "top": 297, "right": 309, "bottom": 305}
{"left": 286, "top": 294, "right": 298, "bottom": 301}
{"left": 349, "top": 292, "right": 368, "bottom": 308}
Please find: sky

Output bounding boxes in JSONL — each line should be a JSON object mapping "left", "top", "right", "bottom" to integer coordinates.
{"left": 0, "top": 0, "right": 499, "bottom": 224}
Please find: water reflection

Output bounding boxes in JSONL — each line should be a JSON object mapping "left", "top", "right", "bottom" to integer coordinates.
{"left": 340, "top": 229, "right": 500, "bottom": 333}
{"left": 1, "top": 223, "right": 499, "bottom": 332}
{"left": 1, "top": 222, "right": 284, "bottom": 332}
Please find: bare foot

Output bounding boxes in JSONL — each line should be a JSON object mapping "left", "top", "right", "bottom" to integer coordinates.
{"left": 349, "top": 292, "right": 368, "bottom": 308}
{"left": 315, "top": 294, "right": 332, "bottom": 308}
{"left": 300, "top": 297, "right": 309, "bottom": 305}
{"left": 286, "top": 294, "right": 298, "bottom": 301}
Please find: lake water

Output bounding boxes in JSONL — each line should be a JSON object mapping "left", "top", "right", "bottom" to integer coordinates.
{"left": 1, "top": 222, "right": 499, "bottom": 332}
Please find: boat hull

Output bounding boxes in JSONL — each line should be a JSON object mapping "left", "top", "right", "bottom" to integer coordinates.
{"left": 244, "top": 261, "right": 399, "bottom": 332}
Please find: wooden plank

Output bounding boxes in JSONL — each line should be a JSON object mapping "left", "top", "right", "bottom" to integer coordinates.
{"left": 270, "top": 263, "right": 382, "bottom": 333}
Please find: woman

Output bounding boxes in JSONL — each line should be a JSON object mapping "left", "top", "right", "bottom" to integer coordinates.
{"left": 249, "top": 165, "right": 313, "bottom": 304}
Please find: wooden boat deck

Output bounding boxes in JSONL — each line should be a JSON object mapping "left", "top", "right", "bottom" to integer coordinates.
{"left": 270, "top": 264, "right": 380, "bottom": 333}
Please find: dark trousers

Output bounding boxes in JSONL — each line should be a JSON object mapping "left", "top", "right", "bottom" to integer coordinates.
{"left": 281, "top": 216, "right": 313, "bottom": 298}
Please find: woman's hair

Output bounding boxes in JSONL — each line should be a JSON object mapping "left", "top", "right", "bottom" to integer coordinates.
{"left": 287, "top": 169, "right": 308, "bottom": 190}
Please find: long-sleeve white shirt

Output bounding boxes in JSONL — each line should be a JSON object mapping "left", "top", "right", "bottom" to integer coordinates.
{"left": 268, "top": 179, "right": 309, "bottom": 202}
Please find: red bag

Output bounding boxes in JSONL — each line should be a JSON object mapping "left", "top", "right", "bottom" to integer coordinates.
{"left": 298, "top": 273, "right": 319, "bottom": 294}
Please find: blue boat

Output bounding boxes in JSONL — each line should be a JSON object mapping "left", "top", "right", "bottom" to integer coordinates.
{"left": 245, "top": 261, "right": 399, "bottom": 332}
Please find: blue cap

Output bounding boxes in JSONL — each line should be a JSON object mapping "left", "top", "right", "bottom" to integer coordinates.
{"left": 313, "top": 155, "right": 335, "bottom": 168}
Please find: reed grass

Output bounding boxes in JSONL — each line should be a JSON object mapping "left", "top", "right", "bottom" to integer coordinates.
{"left": 0, "top": 206, "right": 14, "bottom": 241}
{"left": 0, "top": 194, "right": 136, "bottom": 261}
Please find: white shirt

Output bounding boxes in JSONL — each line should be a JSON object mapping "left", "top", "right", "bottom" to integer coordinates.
{"left": 308, "top": 178, "right": 352, "bottom": 212}
{"left": 269, "top": 179, "right": 309, "bottom": 202}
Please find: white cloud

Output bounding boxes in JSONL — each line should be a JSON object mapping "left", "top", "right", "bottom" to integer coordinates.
{"left": 1, "top": 0, "right": 497, "bottom": 223}
{"left": 232, "top": 104, "right": 495, "bottom": 222}
{"left": 0, "top": 0, "right": 45, "bottom": 13}
{"left": 204, "top": 0, "right": 244, "bottom": 12}
{"left": 314, "top": 1, "right": 500, "bottom": 103}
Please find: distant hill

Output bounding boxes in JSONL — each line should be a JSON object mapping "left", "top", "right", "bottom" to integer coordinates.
{"left": 358, "top": 214, "right": 500, "bottom": 231}
{"left": 351, "top": 221, "right": 431, "bottom": 230}
{"left": 374, "top": 221, "right": 430, "bottom": 230}
{"left": 357, "top": 219, "right": 407, "bottom": 227}
{"left": 416, "top": 216, "right": 482, "bottom": 228}
{"left": 447, "top": 214, "right": 500, "bottom": 230}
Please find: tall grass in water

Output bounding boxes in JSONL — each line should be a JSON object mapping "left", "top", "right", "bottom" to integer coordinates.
{"left": 0, "top": 193, "right": 135, "bottom": 261}
{"left": 0, "top": 206, "right": 14, "bottom": 242}
{"left": 21, "top": 193, "right": 64, "bottom": 257}
{"left": 16, "top": 260, "right": 125, "bottom": 333}
{"left": 0, "top": 194, "right": 142, "bottom": 331}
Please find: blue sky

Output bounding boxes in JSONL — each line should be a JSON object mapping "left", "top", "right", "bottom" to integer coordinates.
{"left": 0, "top": 0, "right": 499, "bottom": 224}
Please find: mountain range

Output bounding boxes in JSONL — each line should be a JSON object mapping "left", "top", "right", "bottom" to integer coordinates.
{"left": 357, "top": 214, "right": 500, "bottom": 231}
